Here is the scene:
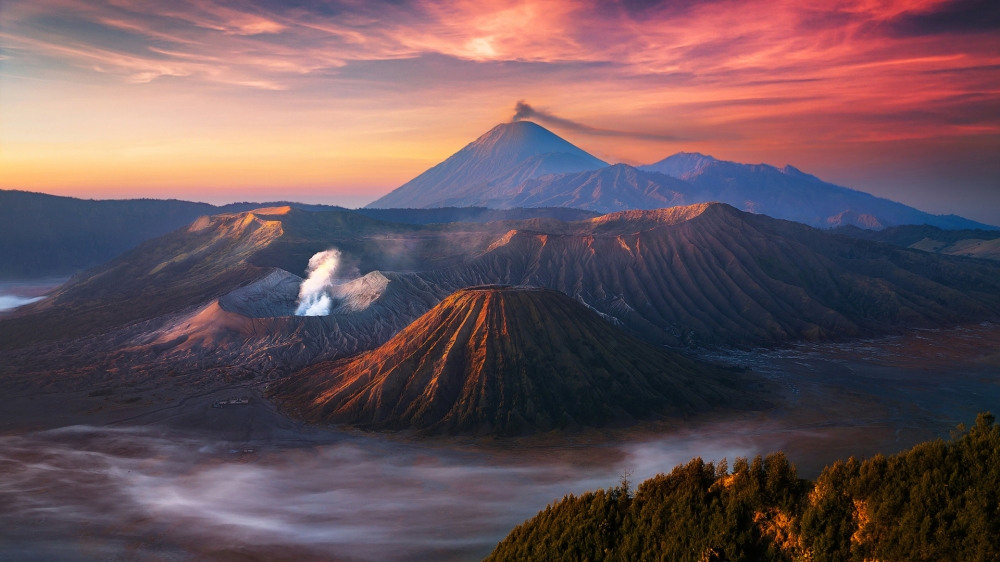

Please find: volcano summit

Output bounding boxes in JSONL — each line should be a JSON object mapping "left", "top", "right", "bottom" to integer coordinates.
{"left": 368, "top": 121, "right": 608, "bottom": 209}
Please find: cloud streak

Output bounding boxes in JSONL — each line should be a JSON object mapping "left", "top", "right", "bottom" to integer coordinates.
{"left": 890, "top": 0, "right": 1000, "bottom": 36}
{"left": 1, "top": 0, "right": 999, "bottom": 221}
{"left": 5, "top": 0, "right": 998, "bottom": 98}
{"left": 512, "top": 100, "right": 683, "bottom": 141}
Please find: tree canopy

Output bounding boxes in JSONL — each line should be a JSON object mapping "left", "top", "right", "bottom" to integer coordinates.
{"left": 487, "top": 413, "right": 1000, "bottom": 562}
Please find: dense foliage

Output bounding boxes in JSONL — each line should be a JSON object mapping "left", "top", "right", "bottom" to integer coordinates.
{"left": 487, "top": 413, "right": 1000, "bottom": 561}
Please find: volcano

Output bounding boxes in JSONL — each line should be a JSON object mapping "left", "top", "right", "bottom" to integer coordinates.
{"left": 498, "top": 163, "right": 695, "bottom": 212}
{"left": 365, "top": 121, "right": 994, "bottom": 230}
{"left": 366, "top": 121, "right": 607, "bottom": 209}
{"left": 273, "top": 286, "right": 743, "bottom": 435}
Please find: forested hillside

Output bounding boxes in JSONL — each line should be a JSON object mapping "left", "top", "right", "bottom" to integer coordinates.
{"left": 488, "top": 413, "right": 1000, "bottom": 561}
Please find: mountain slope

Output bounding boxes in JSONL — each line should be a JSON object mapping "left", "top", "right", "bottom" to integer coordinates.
{"left": 491, "top": 164, "right": 695, "bottom": 212}
{"left": 273, "top": 286, "right": 744, "bottom": 435}
{"left": 6, "top": 203, "right": 1000, "bottom": 383}
{"left": 0, "top": 206, "right": 598, "bottom": 348}
{"left": 0, "top": 189, "right": 597, "bottom": 280}
{"left": 366, "top": 122, "right": 607, "bottom": 209}
{"left": 639, "top": 155, "right": 995, "bottom": 230}
{"left": 351, "top": 206, "right": 599, "bottom": 224}
{"left": 834, "top": 224, "right": 1000, "bottom": 261}
{"left": 0, "top": 209, "right": 287, "bottom": 347}
{"left": 397, "top": 203, "right": 1000, "bottom": 346}
{"left": 0, "top": 190, "right": 224, "bottom": 279}
{"left": 641, "top": 151, "right": 720, "bottom": 177}
{"left": 0, "top": 190, "right": 383, "bottom": 280}
{"left": 825, "top": 210, "right": 887, "bottom": 229}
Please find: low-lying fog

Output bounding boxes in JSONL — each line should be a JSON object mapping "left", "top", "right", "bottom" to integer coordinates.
{"left": 0, "top": 294, "right": 44, "bottom": 311}
{"left": 0, "top": 279, "right": 66, "bottom": 312}
{"left": 0, "top": 425, "right": 771, "bottom": 561}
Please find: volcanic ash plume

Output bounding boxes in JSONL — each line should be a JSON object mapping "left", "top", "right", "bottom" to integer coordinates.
{"left": 295, "top": 249, "right": 341, "bottom": 316}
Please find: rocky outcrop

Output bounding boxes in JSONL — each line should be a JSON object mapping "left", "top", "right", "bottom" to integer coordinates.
{"left": 218, "top": 269, "right": 302, "bottom": 318}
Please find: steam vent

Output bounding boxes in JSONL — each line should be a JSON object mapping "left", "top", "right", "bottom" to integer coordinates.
{"left": 272, "top": 286, "right": 744, "bottom": 435}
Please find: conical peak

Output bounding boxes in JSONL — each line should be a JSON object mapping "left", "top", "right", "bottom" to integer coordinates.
{"left": 480, "top": 120, "right": 548, "bottom": 141}
{"left": 489, "top": 120, "right": 549, "bottom": 138}
{"left": 672, "top": 151, "right": 716, "bottom": 159}
{"left": 642, "top": 152, "right": 720, "bottom": 178}
{"left": 365, "top": 120, "right": 606, "bottom": 208}
{"left": 600, "top": 162, "right": 641, "bottom": 175}
{"left": 469, "top": 121, "right": 592, "bottom": 159}
{"left": 659, "top": 151, "right": 718, "bottom": 163}
{"left": 435, "top": 285, "right": 564, "bottom": 315}
{"left": 274, "top": 284, "right": 738, "bottom": 435}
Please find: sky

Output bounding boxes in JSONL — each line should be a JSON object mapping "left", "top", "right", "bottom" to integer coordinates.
{"left": 0, "top": 0, "right": 998, "bottom": 222}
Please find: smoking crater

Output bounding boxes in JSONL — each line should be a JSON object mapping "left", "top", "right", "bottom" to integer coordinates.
{"left": 295, "top": 249, "right": 342, "bottom": 316}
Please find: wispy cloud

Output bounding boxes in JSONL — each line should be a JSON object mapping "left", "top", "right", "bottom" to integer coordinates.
{"left": 4, "top": 0, "right": 998, "bottom": 110}
{"left": 889, "top": 0, "right": 1000, "bottom": 36}
{"left": 512, "top": 100, "right": 683, "bottom": 141}
{"left": 1, "top": 0, "right": 998, "bottom": 221}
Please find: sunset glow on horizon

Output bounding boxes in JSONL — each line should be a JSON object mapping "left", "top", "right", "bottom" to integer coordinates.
{"left": 1, "top": 0, "right": 998, "bottom": 221}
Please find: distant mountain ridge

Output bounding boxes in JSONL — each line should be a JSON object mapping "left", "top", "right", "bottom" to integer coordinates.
{"left": 640, "top": 151, "right": 722, "bottom": 177}
{"left": 835, "top": 224, "right": 1000, "bottom": 261}
{"left": 0, "top": 191, "right": 242, "bottom": 279}
{"left": 367, "top": 123, "right": 994, "bottom": 231}
{"left": 639, "top": 153, "right": 991, "bottom": 230}
{"left": 0, "top": 189, "right": 597, "bottom": 279}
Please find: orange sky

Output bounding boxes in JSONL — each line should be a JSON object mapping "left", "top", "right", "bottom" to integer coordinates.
{"left": 1, "top": 0, "right": 998, "bottom": 221}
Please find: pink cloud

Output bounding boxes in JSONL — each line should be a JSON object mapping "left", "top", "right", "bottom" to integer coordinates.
{"left": 1, "top": 0, "right": 996, "bottom": 219}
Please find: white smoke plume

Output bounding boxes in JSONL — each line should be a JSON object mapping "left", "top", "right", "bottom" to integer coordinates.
{"left": 295, "top": 249, "right": 341, "bottom": 316}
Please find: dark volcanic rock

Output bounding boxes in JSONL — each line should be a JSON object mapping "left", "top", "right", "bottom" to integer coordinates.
{"left": 393, "top": 203, "right": 1000, "bottom": 346}
{"left": 273, "top": 286, "right": 743, "bottom": 435}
